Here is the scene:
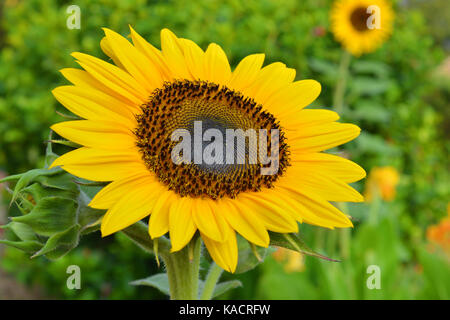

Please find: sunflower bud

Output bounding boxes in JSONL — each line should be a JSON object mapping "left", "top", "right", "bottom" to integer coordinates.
{"left": 0, "top": 164, "right": 104, "bottom": 260}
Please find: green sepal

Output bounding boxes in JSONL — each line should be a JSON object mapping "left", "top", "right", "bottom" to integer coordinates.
{"left": 31, "top": 225, "right": 81, "bottom": 259}
{"left": 269, "top": 231, "right": 339, "bottom": 262}
{"left": 12, "top": 196, "right": 77, "bottom": 237}
{"left": 0, "top": 240, "right": 43, "bottom": 254}
{"left": 1, "top": 221, "right": 38, "bottom": 242}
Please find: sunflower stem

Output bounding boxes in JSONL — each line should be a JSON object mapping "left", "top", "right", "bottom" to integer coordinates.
{"left": 161, "top": 236, "right": 201, "bottom": 300}
{"left": 200, "top": 262, "right": 223, "bottom": 300}
{"left": 333, "top": 50, "right": 351, "bottom": 115}
{"left": 332, "top": 49, "right": 352, "bottom": 259}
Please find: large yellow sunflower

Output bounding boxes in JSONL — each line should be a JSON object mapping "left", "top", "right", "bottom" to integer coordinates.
{"left": 330, "top": 0, "right": 394, "bottom": 56}
{"left": 50, "top": 27, "right": 365, "bottom": 272}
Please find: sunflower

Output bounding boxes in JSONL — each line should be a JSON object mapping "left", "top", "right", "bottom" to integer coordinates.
{"left": 50, "top": 27, "right": 365, "bottom": 272}
{"left": 330, "top": 0, "right": 394, "bottom": 56}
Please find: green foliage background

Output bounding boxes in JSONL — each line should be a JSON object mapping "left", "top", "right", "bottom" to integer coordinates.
{"left": 0, "top": 0, "right": 449, "bottom": 299}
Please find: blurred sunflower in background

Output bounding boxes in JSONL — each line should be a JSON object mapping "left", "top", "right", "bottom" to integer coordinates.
{"left": 330, "top": 0, "right": 394, "bottom": 56}
{"left": 364, "top": 166, "right": 399, "bottom": 201}
{"left": 50, "top": 27, "right": 365, "bottom": 272}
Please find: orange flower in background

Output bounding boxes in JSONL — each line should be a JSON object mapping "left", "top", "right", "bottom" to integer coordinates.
{"left": 364, "top": 166, "right": 399, "bottom": 201}
{"left": 426, "top": 204, "right": 450, "bottom": 256}
{"left": 272, "top": 247, "right": 305, "bottom": 273}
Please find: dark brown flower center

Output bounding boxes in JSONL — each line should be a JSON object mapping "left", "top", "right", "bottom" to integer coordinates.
{"left": 134, "top": 80, "right": 290, "bottom": 199}
{"left": 350, "top": 7, "right": 371, "bottom": 32}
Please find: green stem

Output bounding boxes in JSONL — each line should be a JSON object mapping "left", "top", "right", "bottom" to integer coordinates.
{"left": 160, "top": 236, "right": 201, "bottom": 300}
{"left": 333, "top": 50, "right": 351, "bottom": 115}
{"left": 200, "top": 262, "right": 223, "bottom": 300}
{"left": 332, "top": 50, "right": 352, "bottom": 259}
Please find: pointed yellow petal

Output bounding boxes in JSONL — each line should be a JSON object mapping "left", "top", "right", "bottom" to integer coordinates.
{"left": 100, "top": 37, "right": 125, "bottom": 69}
{"left": 52, "top": 86, "right": 137, "bottom": 127}
{"left": 160, "top": 28, "right": 191, "bottom": 80}
{"left": 179, "top": 38, "right": 205, "bottom": 80}
{"left": 149, "top": 191, "right": 177, "bottom": 238}
{"left": 89, "top": 172, "right": 152, "bottom": 209}
{"left": 103, "top": 28, "right": 163, "bottom": 92}
{"left": 169, "top": 197, "right": 196, "bottom": 252}
{"left": 237, "top": 193, "right": 298, "bottom": 233}
{"left": 227, "top": 54, "right": 265, "bottom": 92}
{"left": 289, "top": 122, "right": 361, "bottom": 153}
{"left": 281, "top": 109, "right": 339, "bottom": 131}
{"left": 49, "top": 147, "right": 146, "bottom": 182}
{"left": 280, "top": 168, "right": 364, "bottom": 202}
{"left": 201, "top": 231, "right": 238, "bottom": 273}
{"left": 72, "top": 52, "right": 148, "bottom": 104}
{"left": 264, "top": 80, "right": 321, "bottom": 116}
{"left": 51, "top": 120, "right": 135, "bottom": 150}
{"left": 290, "top": 152, "right": 366, "bottom": 183}
{"left": 59, "top": 68, "right": 137, "bottom": 107}
{"left": 101, "top": 176, "right": 163, "bottom": 236}
{"left": 243, "top": 62, "right": 296, "bottom": 105}
{"left": 192, "top": 198, "right": 230, "bottom": 243}
{"left": 218, "top": 199, "right": 269, "bottom": 247}
{"left": 129, "top": 25, "right": 172, "bottom": 80}
{"left": 278, "top": 184, "right": 353, "bottom": 228}
{"left": 203, "top": 43, "right": 232, "bottom": 84}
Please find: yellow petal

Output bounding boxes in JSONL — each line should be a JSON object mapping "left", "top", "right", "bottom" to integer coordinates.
{"left": 218, "top": 199, "right": 269, "bottom": 247}
{"left": 264, "top": 80, "right": 321, "bottom": 117}
{"left": 52, "top": 86, "right": 137, "bottom": 127}
{"left": 59, "top": 68, "right": 137, "bottom": 107}
{"left": 227, "top": 54, "right": 265, "bottom": 92}
{"left": 243, "top": 62, "right": 296, "bottom": 105}
{"left": 201, "top": 231, "right": 238, "bottom": 273}
{"left": 160, "top": 28, "right": 191, "bottom": 80}
{"left": 72, "top": 52, "right": 148, "bottom": 104}
{"left": 49, "top": 147, "right": 146, "bottom": 182}
{"left": 192, "top": 198, "right": 230, "bottom": 243}
{"left": 51, "top": 120, "right": 136, "bottom": 150}
{"left": 281, "top": 109, "right": 339, "bottom": 131}
{"left": 149, "top": 191, "right": 177, "bottom": 238}
{"left": 289, "top": 122, "right": 361, "bottom": 153}
{"left": 290, "top": 152, "right": 366, "bottom": 183}
{"left": 203, "top": 43, "right": 232, "bottom": 84}
{"left": 89, "top": 172, "right": 153, "bottom": 209}
{"left": 237, "top": 193, "right": 298, "bottom": 233}
{"left": 179, "top": 38, "right": 205, "bottom": 80}
{"left": 101, "top": 176, "right": 163, "bottom": 236}
{"left": 129, "top": 25, "right": 172, "bottom": 81}
{"left": 280, "top": 168, "right": 364, "bottom": 202}
{"left": 278, "top": 184, "right": 353, "bottom": 228}
{"left": 103, "top": 28, "right": 163, "bottom": 92}
{"left": 100, "top": 37, "right": 125, "bottom": 69}
{"left": 169, "top": 197, "right": 197, "bottom": 252}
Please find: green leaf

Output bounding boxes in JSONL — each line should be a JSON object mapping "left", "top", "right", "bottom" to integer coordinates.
{"left": 212, "top": 280, "right": 243, "bottom": 298}
{"left": 12, "top": 196, "right": 77, "bottom": 237}
{"left": 269, "top": 232, "right": 339, "bottom": 262}
{"left": 130, "top": 273, "right": 170, "bottom": 296}
{"left": 349, "top": 77, "right": 392, "bottom": 96}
